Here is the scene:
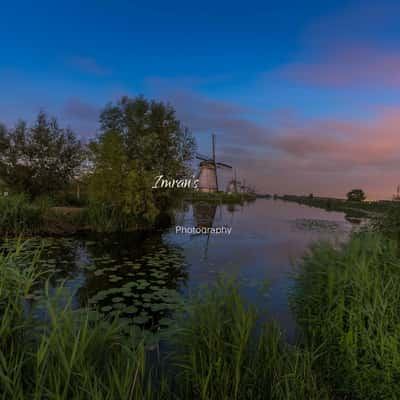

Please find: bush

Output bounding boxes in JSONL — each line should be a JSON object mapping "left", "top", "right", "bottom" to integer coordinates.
{"left": 291, "top": 232, "right": 400, "bottom": 399}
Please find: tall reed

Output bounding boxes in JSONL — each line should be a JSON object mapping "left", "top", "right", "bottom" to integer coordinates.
{"left": 291, "top": 232, "right": 400, "bottom": 399}
{"left": 0, "top": 244, "right": 157, "bottom": 400}
{"left": 168, "top": 277, "right": 330, "bottom": 400}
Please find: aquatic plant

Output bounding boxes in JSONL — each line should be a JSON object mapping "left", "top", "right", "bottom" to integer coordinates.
{"left": 291, "top": 232, "right": 400, "bottom": 399}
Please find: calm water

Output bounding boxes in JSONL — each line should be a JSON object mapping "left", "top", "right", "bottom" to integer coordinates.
{"left": 4, "top": 199, "right": 356, "bottom": 338}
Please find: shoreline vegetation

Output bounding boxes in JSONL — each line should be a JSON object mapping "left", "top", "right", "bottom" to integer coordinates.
{"left": 2, "top": 228, "right": 400, "bottom": 399}
{"left": 0, "top": 191, "right": 256, "bottom": 237}
{"left": 277, "top": 193, "right": 399, "bottom": 216}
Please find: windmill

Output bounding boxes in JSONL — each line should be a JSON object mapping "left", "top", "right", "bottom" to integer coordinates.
{"left": 394, "top": 185, "right": 400, "bottom": 201}
{"left": 226, "top": 168, "right": 241, "bottom": 193}
{"left": 196, "top": 134, "right": 232, "bottom": 192}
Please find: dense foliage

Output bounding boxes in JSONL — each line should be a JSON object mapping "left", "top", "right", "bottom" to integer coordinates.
{"left": 98, "top": 96, "right": 195, "bottom": 176}
{"left": 291, "top": 232, "right": 400, "bottom": 399}
{"left": 0, "top": 112, "right": 85, "bottom": 197}
{"left": 0, "top": 194, "right": 44, "bottom": 235}
{"left": 88, "top": 96, "right": 196, "bottom": 228}
{"left": 346, "top": 188, "right": 366, "bottom": 202}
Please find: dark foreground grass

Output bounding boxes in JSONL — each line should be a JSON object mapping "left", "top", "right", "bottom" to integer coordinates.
{"left": 291, "top": 232, "right": 400, "bottom": 399}
{"left": 0, "top": 245, "right": 329, "bottom": 400}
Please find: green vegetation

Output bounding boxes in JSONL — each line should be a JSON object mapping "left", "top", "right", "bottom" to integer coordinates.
{"left": 4, "top": 228, "right": 400, "bottom": 398}
{"left": 280, "top": 193, "right": 400, "bottom": 216}
{"left": 346, "top": 188, "right": 366, "bottom": 202}
{"left": 1, "top": 245, "right": 329, "bottom": 400}
{"left": 0, "top": 112, "right": 85, "bottom": 197}
{"left": 0, "top": 194, "right": 44, "bottom": 235}
{"left": 88, "top": 96, "right": 196, "bottom": 229}
{"left": 0, "top": 243, "right": 156, "bottom": 400}
{"left": 0, "top": 96, "right": 199, "bottom": 235}
{"left": 169, "top": 278, "right": 329, "bottom": 400}
{"left": 291, "top": 232, "right": 400, "bottom": 399}
{"left": 186, "top": 191, "right": 256, "bottom": 204}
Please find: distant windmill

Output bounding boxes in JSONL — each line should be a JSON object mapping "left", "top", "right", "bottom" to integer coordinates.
{"left": 196, "top": 134, "right": 232, "bottom": 192}
{"left": 226, "top": 168, "right": 241, "bottom": 193}
{"left": 394, "top": 185, "right": 400, "bottom": 201}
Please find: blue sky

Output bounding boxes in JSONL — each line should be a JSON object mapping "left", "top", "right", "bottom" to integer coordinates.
{"left": 1, "top": 0, "right": 400, "bottom": 198}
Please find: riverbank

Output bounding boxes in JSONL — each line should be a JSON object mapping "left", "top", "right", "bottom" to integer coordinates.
{"left": 0, "top": 192, "right": 257, "bottom": 237}
{"left": 278, "top": 194, "right": 400, "bottom": 217}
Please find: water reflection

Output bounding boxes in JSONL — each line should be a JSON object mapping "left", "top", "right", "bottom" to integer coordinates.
{"left": 2, "top": 199, "right": 356, "bottom": 337}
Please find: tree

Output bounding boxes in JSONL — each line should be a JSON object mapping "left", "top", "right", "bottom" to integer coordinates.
{"left": 88, "top": 96, "right": 196, "bottom": 225}
{"left": 346, "top": 189, "right": 366, "bottom": 202}
{"left": 0, "top": 111, "right": 85, "bottom": 197}
{"left": 88, "top": 131, "right": 158, "bottom": 224}
{"left": 98, "top": 96, "right": 196, "bottom": 176}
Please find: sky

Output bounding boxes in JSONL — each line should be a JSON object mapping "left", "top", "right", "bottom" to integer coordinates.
{"left": 1, "top": 0, "right": 400, "bottom": 199}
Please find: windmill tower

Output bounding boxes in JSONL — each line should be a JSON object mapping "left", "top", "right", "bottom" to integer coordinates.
{"left": 226, "top": 168, "right": 240, "bottom": 193}
{"left": 394, "top": 185, "right": 400, "bottom": 201}
{"left": 196, "top": 134, "right": 232, "bottom": 192}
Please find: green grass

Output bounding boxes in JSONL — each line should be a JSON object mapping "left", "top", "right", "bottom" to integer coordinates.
{"left": 291, "top": 232, "right": 400, "bottom": 399}
{"left": 168, "top": 277, "right": 329, "bottom": 400}
{"left": 0, "top": 244, "right": 158, "bottom": 400}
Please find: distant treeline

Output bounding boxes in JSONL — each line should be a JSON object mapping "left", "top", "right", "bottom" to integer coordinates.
{"left": 278, "top": 194, "right": 400, "bottom": 215}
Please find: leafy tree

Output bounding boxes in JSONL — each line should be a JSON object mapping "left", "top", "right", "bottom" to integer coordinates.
{"left": 98, "top": 96, "right": 195, "bottom": 176}
{"left": 88, "top": 131, "right": 158, "bottom": 225}
{"left": 346, "top": 189, "right": 366, "bottom": 202}
{"left": 88, "top": 96, "right": 196, "bottom": 226}
{"left": 0, "top": 112, "right": 85, "bottom": 197}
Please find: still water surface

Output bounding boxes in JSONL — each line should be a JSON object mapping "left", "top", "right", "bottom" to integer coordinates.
{"left": 5, "top": 199, "right": 356, "bottom": 338}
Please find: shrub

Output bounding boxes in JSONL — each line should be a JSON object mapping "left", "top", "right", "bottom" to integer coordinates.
{"left": 0, "top": 194, "right": 44, "bottom": 235}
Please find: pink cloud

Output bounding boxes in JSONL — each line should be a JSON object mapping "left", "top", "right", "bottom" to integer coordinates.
{"left": 278, "top": 44, "right": 400, "bottom": 88}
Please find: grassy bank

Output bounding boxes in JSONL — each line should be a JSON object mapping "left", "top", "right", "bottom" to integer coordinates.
{"left": 0, "top": 191, "right": 257, "bottom": 236}
{"left": 291, "top": 231, "right": 400, "bottom": 399}
{"left": 0, "top": 195, "right": 170, "bottom": 236}
{"left": 279, "top": 194, "right": 400, "bottom": 216}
